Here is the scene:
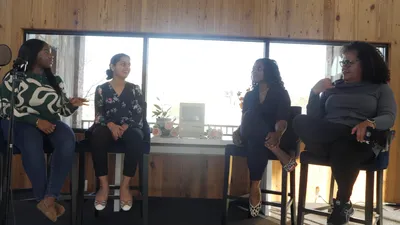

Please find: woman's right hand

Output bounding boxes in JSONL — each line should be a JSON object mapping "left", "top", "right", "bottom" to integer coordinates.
{"left": 107, "top": 122, "right": 123, "bottom": 140}
{"left": 36, "top": 119, "right": 56, "bottom": 134}
{"left": 312, "top": 78, "right": 334, "bottom": 94}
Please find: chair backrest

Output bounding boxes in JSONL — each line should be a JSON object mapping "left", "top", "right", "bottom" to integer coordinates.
{"left": 374, "top": 130, "right": 395, "bottom": 170}
{"left": 279, "top": 106, "right": 302, "bottom": 156}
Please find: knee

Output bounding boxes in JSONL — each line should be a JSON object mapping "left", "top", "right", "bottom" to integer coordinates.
{"left": 54, "top": 122, "right": 76, "bottom": 150}
{"left": 123, "top": 128, "right": 144, "bottom": 141}
{"left": 91, "top": 126, "right": 111, "bottom": 140}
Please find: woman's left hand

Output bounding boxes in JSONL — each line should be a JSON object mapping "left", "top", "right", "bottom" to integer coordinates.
{"left": 351, "top": 120, "right": 375, "bottom": 142}
{"left": 70, "top": 97, "right": 89, "bottom": 107}
{"left": 265, "top": 132, "right": 282, "bottom": 148}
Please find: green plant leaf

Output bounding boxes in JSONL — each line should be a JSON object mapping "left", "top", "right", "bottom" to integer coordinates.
{"left": 154, "top": 104, "right": 162, "bottom": 110}
{"left": 156, "top": 97, "right": 160, "bottom": 101}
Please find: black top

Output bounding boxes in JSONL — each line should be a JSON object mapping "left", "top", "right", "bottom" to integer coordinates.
{"left": 94, "top": 82, "right": 145, "bottom": 129}
{"left": 242, "top": 85, "right": 291, "bottom": 131}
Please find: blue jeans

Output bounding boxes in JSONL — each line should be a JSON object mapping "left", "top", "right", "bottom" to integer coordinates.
{"left": 1, "top": 120, "right": 76, "bottom": 200}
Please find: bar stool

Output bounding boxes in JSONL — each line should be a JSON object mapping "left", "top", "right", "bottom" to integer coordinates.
{"left": 297, "top": 130, "right": 395, "bottom": 225}
{"left": 74, "top": 115, "right": 150, "bottom": 225}
{"left": 221, "top": 106, "right": 301, "bottom": 225}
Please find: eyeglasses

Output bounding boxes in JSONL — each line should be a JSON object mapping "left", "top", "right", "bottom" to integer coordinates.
{"left": 339, "top": 59, "right": 359, "bottom": 67}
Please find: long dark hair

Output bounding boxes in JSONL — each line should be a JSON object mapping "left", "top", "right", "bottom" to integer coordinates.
{"left": 17, "top": 39, "right": 62, "bottom": 95}
{"left": 252, "top": 58, "right": 284, "bottom": 88}
{"left": 341, "top": 41, "right": 390, "bottom": 84}
{"left": 106, "top": 53, "right": 130, "bottom": 80}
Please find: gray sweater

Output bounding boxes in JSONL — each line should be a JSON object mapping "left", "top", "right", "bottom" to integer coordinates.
{"left": 307, "top": 80, "right": 397, "bottom": 130}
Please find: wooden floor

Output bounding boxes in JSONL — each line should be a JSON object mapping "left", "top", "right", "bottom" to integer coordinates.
{"left": 6, "top": 198, "right": 400, "bottom": 225}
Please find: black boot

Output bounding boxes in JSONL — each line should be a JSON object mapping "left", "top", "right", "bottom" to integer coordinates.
{"left": 327, "top": 199, "right": 354, "bottom": 225}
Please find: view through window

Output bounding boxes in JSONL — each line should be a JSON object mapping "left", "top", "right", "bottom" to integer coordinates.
{"left": 146, "top": 38, "right": 265, "bottom": 126}
{"left": 24, "top": 33, "right": 387, "bottom": 131}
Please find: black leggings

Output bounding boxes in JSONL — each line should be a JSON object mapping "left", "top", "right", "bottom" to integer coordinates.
{"left": 90, "top": 125, "right": 144, "bottom": 177}
{"left": 246, "top": 136, "right": 272, "bottom": 181}
{"left": 293, "top": 115, "right": 374, "bottom": 202}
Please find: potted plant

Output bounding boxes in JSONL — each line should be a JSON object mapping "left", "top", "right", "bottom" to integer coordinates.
{"left": 152, "top": 97, "right": 172, "bottom": 124}
{"left": 152, "top": 97, "right": 177, "bottom": 137}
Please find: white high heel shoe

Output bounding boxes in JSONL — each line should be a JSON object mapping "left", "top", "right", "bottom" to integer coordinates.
{"left": 94, "top": 200, "right": 107, "bottom": 211}
{"left": 120, "top": 200, "right": 133, "bottom": 211}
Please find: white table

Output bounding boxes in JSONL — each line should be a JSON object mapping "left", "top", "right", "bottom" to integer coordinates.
{"left": 112, "top": 137, "right": 272, "bottom": 215}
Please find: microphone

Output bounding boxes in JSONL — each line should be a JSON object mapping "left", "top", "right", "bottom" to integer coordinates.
{"left": 12, "top": 57, "right": 28, "bottom": 70}
{"left": 0, "top": 44, "right": 12, "bottom": 67}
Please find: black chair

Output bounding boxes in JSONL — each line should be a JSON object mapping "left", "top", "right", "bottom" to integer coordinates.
{"left": 221, "top": 106, "right": 301, "bottom": 225}
{"left": 297, "top": 130, "right": 395, "bottom": 225}
{"left": 74, "top": 117, "right": 150, "bottom": 225}
{"left": 0, "top": 120, "right": 80, "bottom": 225}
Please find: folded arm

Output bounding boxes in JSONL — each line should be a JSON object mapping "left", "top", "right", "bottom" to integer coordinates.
{"left": 306, "top": 90, "right": 327, "bottom": 118}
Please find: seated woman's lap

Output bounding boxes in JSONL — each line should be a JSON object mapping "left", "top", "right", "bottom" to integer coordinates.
{"left": 1, "top": 120, "right": 75, "bottom": 154}
{"left": 293, "top": 114, "right": 374, "bottom": 166}
{"left": 293, "top": 115, "right": 352, "bottom": 145}
{"left": 90, "top": 125, "right": 144, "bottom": 148}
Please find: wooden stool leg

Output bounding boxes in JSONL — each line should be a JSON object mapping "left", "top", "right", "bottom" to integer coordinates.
{"left": 365, "top": 171, "right": 374, "bottom": 225}
{"left": 70, "top": 153, "right": 79, "bottom": 225}
{"left": 280, "top": 170, "right": 288, "bottom": 225}
{"left": 141, "top": 154, "right": 149, "bottom": 225}
{"left": 221, "top": 153, "right": 232, "bottom": 225}
{"left": 328, "top": 173, "right": 334, "bottom": 212}
{"left": 94, "top": 177, "right": 100, "bottom": 218}
{"left": 77, "top": 151, "right": 86, "bottom": 225}
{"left": 376, "top": 170, "right": 383, "bottom": 225}
{"left": 297, "top": 163, "right": 309, "bottom": 225}
{"left": 290, "top": 169, "right": 296, "bottom": 225}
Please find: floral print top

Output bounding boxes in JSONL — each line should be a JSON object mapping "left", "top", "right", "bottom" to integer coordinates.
{"left": 94, "top": 82, "right": 144, "bottom": 129}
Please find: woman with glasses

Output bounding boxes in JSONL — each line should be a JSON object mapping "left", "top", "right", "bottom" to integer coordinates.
{"left": 293, "top": 41, "right": 396, "bottom": 225}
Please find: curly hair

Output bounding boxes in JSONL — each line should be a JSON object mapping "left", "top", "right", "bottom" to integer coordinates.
{"left": 341, "top": 41, "right": 389, "bottom": 84}
{"left": 252, "top": 58, "right": 284, "bottom": 88}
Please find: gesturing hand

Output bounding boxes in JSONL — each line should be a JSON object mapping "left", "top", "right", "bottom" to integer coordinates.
{"left": 351, "top": 120, "right": 375, "bottom": 142}
{"left": 70, "top": 97, "right": 89, "bottom": 107}
{"left": 312, "top": 78, "right": 334, "bottom": 94}
{"left": 37, "top": 119, "right": 56, "bottom": 134}
{"left": 107, "top": 122, "right": 123, "bottom": 140}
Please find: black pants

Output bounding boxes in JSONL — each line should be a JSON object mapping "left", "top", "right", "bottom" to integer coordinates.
{"left": 241, "top": 111, "right": 273, "bottom": 181}
{"left": 246, "top": 135, "right": 272, "bottom": 181}
{"left": 293, "top": 115, "right": 374, "bottom": 202}
{"left": 90, "top": 125, "right": 144, "bottom": 177}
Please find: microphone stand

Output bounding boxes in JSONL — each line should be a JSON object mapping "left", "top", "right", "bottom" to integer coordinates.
{"left": 0, "top": 60, "right": 28, "bottom": 225}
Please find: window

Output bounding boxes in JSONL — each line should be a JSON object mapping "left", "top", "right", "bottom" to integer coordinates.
{"left": 146, "top": 38, "right": 265, "bottom": 126}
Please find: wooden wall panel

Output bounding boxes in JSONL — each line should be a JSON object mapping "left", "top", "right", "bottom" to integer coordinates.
{"left": 1, "top": 0, "right": 400, "bottom": 203}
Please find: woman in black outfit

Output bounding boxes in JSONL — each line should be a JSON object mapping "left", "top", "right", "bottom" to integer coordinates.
{"left": 293, "top": 41, "right": 396, "bottom": 225}
{"left": 90, "top": 53, "right": 148, "bottom": 212}
{"left": 239, "top": 58, "right": 297, "bottom": 217}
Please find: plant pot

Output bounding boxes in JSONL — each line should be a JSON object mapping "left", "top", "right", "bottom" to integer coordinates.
{"left": 156, "top": 117, "right": 171, "bottom": 126}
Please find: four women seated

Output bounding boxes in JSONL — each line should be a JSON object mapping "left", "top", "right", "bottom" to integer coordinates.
{"left": 0, "top": 40, "right": 396, "bottom": 224}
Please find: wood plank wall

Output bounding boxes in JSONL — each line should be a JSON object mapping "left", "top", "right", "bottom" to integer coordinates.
{"left": 0, "top": 0, "right": 399, "bottom": 203}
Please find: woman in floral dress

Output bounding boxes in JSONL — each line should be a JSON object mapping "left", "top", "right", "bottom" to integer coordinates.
{"left": 89, "top": 53, "right": 146, "bottom": 212}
